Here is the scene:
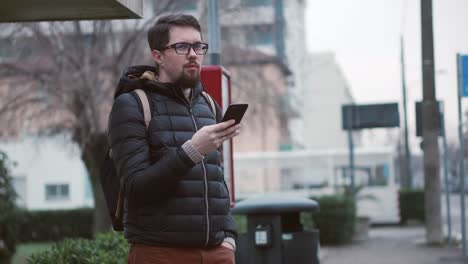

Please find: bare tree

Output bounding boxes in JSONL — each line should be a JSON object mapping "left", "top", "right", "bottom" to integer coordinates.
{"left": 0, "top": 1, "right": 180, "bottom": 234}
{"left": 0, "top": 0, "right": 285, "bottom": 235}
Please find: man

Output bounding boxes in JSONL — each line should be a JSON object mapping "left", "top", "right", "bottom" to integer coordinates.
{"left": 108, "top": 14, "right": 240, "bottom": 263}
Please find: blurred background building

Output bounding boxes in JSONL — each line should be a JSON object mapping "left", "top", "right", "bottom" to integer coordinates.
{"left": 1, "top": 0, "right": 402, "bottom": 224}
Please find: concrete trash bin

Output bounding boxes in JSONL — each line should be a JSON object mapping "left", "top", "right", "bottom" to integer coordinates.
{"left": 232, "top": 194, "right": 320, "bottom": 264}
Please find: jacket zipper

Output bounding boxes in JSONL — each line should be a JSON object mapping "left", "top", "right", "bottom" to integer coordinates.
{"left": 185, "top": 95, "right": 210, "bottom": 247}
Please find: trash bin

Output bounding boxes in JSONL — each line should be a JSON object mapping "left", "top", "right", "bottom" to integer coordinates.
{"left": 232, "top": 194, "right": 320, "bottom": 264}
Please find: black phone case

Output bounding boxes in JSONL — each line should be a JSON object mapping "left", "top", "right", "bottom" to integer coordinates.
{"left": 221, "top": 104, "right": 248, "bottom": 124}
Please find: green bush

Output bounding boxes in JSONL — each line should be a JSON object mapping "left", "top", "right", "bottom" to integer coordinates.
{"left": 28, "top": 232, "right": 128, "bottom": 264}
{"left": 0, "top": 151, "right": 18, "bottom": 264}
{"left": 307, "top": 195, "right": 356, "bottom": 245}
{"left": 300, "top": 211, "right": 315, "bottom": 231}
{"left": 233, "top": 214, "right": 247, "bottom": 234}
{"left": 16, "top": 208, "right": 94, "bottom": 243}
{"left": 399, "top": 188, "right": 425, "bottom": 223}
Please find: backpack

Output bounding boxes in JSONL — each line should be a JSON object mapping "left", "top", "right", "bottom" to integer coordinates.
{"left": 100, "top": 89, "right": 217, "bottom": 231}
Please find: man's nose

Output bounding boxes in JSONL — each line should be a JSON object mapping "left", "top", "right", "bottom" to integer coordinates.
{"left": 187, "top": 47, "right": 197, "bottom": 57}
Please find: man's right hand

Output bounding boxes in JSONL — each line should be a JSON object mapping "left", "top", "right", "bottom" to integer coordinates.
{"left": 191, "top": 120, "right": 241, "bottom": 155}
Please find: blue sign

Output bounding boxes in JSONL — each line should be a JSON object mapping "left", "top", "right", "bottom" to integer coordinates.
{"left": 463, "top": 55, "right": 468, "bottom": 97}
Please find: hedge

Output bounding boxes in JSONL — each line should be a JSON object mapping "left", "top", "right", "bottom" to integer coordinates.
{"left": 0, "top": 151, "right": 18, "bottom": 264}
{"left": 28, "top": 232, "right": 128, "bottom": 264}
{"left": 16, "top": 208, "right": 94, "bottom": 243}
{"left": 306, "top": 195, "right": 356, "bottom": 245}
{"left": 233, "top": 214, "right": 247, "bottom": 234}
{"left": 399, "top": 189, "right": 425, "bottom": 223}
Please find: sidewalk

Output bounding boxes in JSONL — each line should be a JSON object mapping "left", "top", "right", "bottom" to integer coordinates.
{"left": 320, "top": 225, "right": 466, "bottom": 264}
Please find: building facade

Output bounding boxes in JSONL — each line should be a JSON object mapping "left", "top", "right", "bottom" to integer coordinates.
{"left": 302, "top": 52, "right": 362, "bottom": 150}
{"left": 0, "top": 135, "right": 93, "bottom": 210}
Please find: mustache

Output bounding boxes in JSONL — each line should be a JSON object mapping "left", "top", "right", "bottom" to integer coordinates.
{"left": 184, "top": 61, "right": 200, "bottom": 67}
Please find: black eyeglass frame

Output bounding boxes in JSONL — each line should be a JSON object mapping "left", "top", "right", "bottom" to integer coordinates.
{"left": 162, "top": 42, "right": 209, "bottom": 55}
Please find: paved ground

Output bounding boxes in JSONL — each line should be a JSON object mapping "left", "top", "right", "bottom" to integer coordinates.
{"left": 320, "top": 225, "right": 466, "bottom": 264}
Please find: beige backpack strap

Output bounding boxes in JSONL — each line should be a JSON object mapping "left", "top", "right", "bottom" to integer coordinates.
{"left": 202, "top": 91, "right": 217, "bottom": 120}
{"left": 134, "top": 89, "right": 151, "bottom": 129}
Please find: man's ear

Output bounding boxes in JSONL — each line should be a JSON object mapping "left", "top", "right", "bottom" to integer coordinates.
{"left": 151, "top": 50, "right": 163, "bottom": 65}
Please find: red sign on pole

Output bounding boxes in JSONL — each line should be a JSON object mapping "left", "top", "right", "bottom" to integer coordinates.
{"left": 201, "top": 66, "right": 235, "bottom": 206}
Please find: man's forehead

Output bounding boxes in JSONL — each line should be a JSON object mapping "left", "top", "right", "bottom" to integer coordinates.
{"left": 168, "top": 26, "right": 202, "bottom": 43}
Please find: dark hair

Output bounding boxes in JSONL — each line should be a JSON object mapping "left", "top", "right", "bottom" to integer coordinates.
{"left": 147, "top": 14, "right": 202, "bottom": 74}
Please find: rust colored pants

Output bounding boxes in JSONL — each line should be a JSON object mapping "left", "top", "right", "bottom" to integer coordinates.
{"left": 128, "top": 244, "right": 235, "bottom": 264}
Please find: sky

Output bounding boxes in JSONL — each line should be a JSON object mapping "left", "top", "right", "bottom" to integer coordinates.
{"left": 305, "top": 0, "right": 468, "bottom": 146}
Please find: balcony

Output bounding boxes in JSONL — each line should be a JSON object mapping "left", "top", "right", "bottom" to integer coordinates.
{"left": 221, "top": 6, "right": 274, "bottom": 26}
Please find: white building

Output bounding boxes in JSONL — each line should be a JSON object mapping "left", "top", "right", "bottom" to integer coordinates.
{"left": 0, "top": 135, "right": 93, "bottom": 210}
{"left": 234, "top": 147, "right": 400, "bottom": 223}
{"left": 302, "top": 52, "right": 362, "bottom": 149}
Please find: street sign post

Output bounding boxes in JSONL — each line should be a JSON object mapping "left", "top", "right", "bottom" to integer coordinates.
{"left": 342, "top": 103, "right": 400, "bottom": 130}
{"left": 341, "top": 103, "right": 400, "bottom": 195}
{"left": 201, "top": 66, "right": 235, "bottom": 206}
{"left": 415, "top": 101, "right": 442, "bottom": 137}
{"left": 457, "top": 53, "right": 468, "bottom": 257}
{"left": 462, "top": 55, "right": 468, "bottom": 97}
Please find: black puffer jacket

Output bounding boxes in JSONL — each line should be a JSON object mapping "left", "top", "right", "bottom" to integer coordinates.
{"left": 108, "top": 65, "right": 237, "bottom": 247}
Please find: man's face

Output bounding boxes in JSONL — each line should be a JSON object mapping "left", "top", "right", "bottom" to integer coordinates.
{"left": 153, "top": 26, "right": 205, "bottom": 87}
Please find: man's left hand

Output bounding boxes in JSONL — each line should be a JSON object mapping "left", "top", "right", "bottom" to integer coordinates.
{"left": 221, "top": 241, "right": 235, "bottom": 251}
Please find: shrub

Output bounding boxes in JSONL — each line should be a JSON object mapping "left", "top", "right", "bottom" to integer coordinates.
{"left": 0, "top": 151, "right": 18, "bottom": 264}
{"left": 399, "top": 188, "right": 425, "bottom": 223}
{"left": 16, "top": 208, "right": 94, "bottom": 243}
{"left": 28, "top": 232, "right": 128, "bottom": 264}
{"left": 307, "top": 195, "right": 356, "bottom": 245}
{"left": 233, "top": 214, "right": 247, "bottom": 234}
{"left": 300, "top": 211, "right": 315, "bottom": 231}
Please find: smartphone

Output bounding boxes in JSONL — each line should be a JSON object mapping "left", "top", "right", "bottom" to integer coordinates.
{"left": 221, "top": 104, "right": 248, "bottom": 124}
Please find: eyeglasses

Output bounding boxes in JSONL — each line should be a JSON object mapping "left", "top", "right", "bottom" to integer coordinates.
{"left": 163, "top": 42, "right": 209, "bottom": 55}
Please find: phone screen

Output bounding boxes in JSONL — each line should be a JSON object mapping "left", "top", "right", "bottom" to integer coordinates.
{"left": 221, "top": 104, "right": 248, "bottom": 124}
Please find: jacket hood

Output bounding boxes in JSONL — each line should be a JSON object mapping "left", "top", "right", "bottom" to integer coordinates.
{"left": 114, "top": 65, "right": 205, "bottom": 101}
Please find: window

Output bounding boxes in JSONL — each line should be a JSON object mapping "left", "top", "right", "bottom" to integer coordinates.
{"left": 0, "top": 38, "right": 33, "bottom": 62}
{"left": 221, "top": 27, "right": 231, "bottom": 43}
{"left": 85, "top": 174, "right": 93, "bottom": 201}
{"left": 12, "top": 176, "right": 27, "bottom": 207}
{"left": 0, "top": 39, "right": 17, "bottom": 61}
{"left": 369, "top": 164, "right": 389, "bottom": 186}
{"left": 242, "top": 0, "right": 273, "bottom": 7}
{"left": 167, "top": 0, "right": 198, "bottom": 12}
{"left": 246, "top": 25, "right": 274, "bottom": 46}
{"left": 45, "top": 184, "right": 70, "bottom": 201}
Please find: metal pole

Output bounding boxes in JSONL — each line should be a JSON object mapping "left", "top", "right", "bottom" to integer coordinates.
{"left": 208, "top": 0, "right": 221, "bottom": 65}
{"left": 401, "top": 35, "right": 412, "bottom": 189}
{"left": 347, "top": 105, "right": 355, "bottom": 195}
{"left": 456, "top": 53, "right": 467, "bottom": 257}
{"left": 420, "top": 0, "right": 443, "bottom": 244}
{"left": 441, "top": 104, "right": 452, "bottom": 245}
{"left": 274, "top": 0, "right": 286, "bottom": 62}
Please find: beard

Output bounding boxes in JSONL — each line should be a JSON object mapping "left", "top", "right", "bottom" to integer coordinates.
{"left": 174, "top": 69, "right": 200, "bottom": 88}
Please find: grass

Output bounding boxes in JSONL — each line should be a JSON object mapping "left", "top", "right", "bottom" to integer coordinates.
{"left": 11, "top": 242, "right": 54, "bottom": 264}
